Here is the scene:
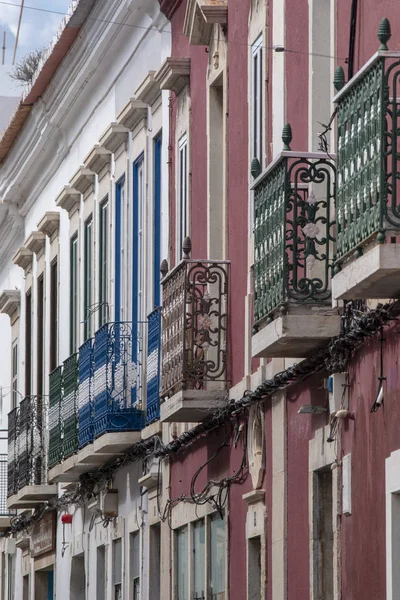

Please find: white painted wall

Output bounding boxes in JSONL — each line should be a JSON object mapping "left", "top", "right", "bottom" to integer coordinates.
{"left": 0, "top": 0, "right": 170, "bottom": 598}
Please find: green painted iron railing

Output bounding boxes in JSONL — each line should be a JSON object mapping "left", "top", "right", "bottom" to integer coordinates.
{"left": 251, "top": 126, "right": 336, "bottom": 331}
{"left": 48, "top": 353, "right": 79, "bottom": 470}
{"left": 334, "top": 18, "right": 400, "bottom": 265}
{"left": 62, "top": 353, "right": 79, "bottom": 458}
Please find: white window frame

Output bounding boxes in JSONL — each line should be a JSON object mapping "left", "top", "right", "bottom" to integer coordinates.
{"left": 251, "top": 36, "right": 263, "bottom": 166}
{"left": 177, "top": 134, "right": 189, "bottom": 262}
{"left": 173, "top": 514, "right": 227, "bottom": 600}
{"left": 130, "top": 530, "right": 140, "bottom": 600}
{"left": 11, "top": 339, "right": 18, "bottom": 409}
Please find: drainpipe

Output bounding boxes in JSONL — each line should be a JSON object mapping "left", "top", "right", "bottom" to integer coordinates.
{"left": 347, "top": 0, "right": 358, "bottom": 80}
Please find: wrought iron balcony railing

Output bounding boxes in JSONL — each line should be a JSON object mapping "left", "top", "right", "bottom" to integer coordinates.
{"left": 7, "top": 396, "right": 48, "bottom": 497}
{"left": 160, "top": 238, "right": 230, "bottom": 398}
{"left": 0, "top": 455, "right": 15, "bottom": 516}
{"left": 49, "top": 321, "right": 148, "bottom": 469}
{"left": 146, "top": 309, "right": 162, "bottom": 424}
{"left": 334, "top": 18, "right": 400, "bottom": 265}
{"left": 251, "top": 126, "right": 336, "bottom": 331}
{"left": 93, "top": 321, "right": 143, "bottom": 436}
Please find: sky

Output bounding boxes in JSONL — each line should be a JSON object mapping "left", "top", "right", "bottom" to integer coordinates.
{"left": 0, "top": 0, "right": 71, "bottom": 66}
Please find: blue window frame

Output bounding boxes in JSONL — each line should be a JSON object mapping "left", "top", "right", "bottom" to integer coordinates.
{"left": 115, "top": 176, "right": 125, "bottom": 322}
{"left": 153, "top": 135, "right": 162, "bottom": 308}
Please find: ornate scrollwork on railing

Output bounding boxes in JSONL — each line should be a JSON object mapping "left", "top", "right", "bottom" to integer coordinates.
{"left": 252, "top": 132, "right": 336, "bottom": 330}
{"left": 161, "top": 238, "right": 230, "bottom": 398}
{"left": 335, "top": 18, "right": 400, "bottom": 263}
{"left": 7, "top": 396, "right": 48, "bottom": 497}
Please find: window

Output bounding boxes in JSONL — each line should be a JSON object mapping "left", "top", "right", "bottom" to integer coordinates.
{"left": 11, "top": 340, "right": 18, "bottom": 408}
{"left": 248, "top": 537, "right": 262, "bottom": 600}
{"left": 130, "top": 531, "right": 140, "bottom": 600}
{"left": 193, "top": 520, "right": 205, "bottom": 600}
{"left": 70, "top": 556, "right": 85, "bottom": 600}
{"left": 113, "top": 539, "right": 122, "bottom": 600}
{"left": 25, "top": 290, "right": 32, "bottom": 396}
{"left": 50, "top": 260, "right": 58, "bottom": 372}
{"left": 96, "top": 546, "right": 106, "bottom": 600}
{"left": 133, "top": 158, "right": 144, "bottom": 324}
{"left": 153, "top": 135, "right": 162, "bottom": 307}
{"left": 251, "top": 36, "right": 263, "bottom": 165}
{"left": 177, "top": 135, "right": 189, "bottom": 261}
{"left": 115, "top": 178, "right": 125, "bottom": 322}
{"left": 174, "top": 516, "right": 226, "bottom": 600}
{"left": 313, "top": 469, "right": 333, "bottom": 599}
{"left": 22, "top": 575, "right": 29, "bottom": 600}
{"left": 70, "top": 234, "right": 79, "bottom": 354}
{"left": 176, "top": 527, "right": 188, "bottom": 600}
{"left": 84, "top": 218, "right": 93, "bottom": 339}
{"left": 210, "top": 515, "right": 226, "bottom": 600}
{"left": 7, "top": 554, "right": 14, "bottom": 600}
{"left": 149, "top": 524, "right": 161, "bottom": 600}
{"left": 99, "top": 199, "right": 109, "bottom": 327}
{"left": 37, "top": 275, "right": 44, "bottom": 397}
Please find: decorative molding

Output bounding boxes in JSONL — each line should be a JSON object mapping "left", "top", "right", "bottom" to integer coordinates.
{"left": 37, "top": 211, "right": 60, "bottom": 238}
{"left": 84, "top": 144, "right": 112, "bottom": 174}
{"left": 134, "top": 71, "right": 161, "bottom": 106}
{"left": 200, "top": 1, "right": 227, "bottom": 24}
{"left": 0, "top": 289, "right": 20, "bottom": 319}
{"left": 154, "top": 58, "right": 190, "bottom": 95}
{"left": 184, "top": 0, "right": 213, "bottom": 45}
{"left": 25, "top": 231, "right": 46, "bottom": 255}
{"left": 70, "top": 166, "right": 96, "bottom": 194}
{"left": 56, "top": 185, "right": 81, "bottom": 216}
{"left": 117, "top": 99, "right": 147, "bottom": 131}
{"left": 13, "top": 247, "right": 33, "bottom": 271}
{"left": 99, "top": 123, "right": 129, "bottom": 154}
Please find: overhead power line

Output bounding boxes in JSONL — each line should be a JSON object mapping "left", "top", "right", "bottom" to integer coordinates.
{"left": 0, "top": 0, "right": 347, "bottom": 61}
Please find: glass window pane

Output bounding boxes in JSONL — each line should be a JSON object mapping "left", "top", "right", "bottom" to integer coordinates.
{"left": 113, "top": 539, "right": 122, "bottom": 585}
{"left": 176, "top": 527, "right": 188, "bottom": 600}
{"left": 193, "top": 520, "right": 205, "bottom": 599}
{"left": 210, "top": 515, "right": 225, "bottom": 599}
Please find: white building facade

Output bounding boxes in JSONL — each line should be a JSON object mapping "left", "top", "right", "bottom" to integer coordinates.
{"left": 0, "top": 0, "right": 170, "bottom": 597}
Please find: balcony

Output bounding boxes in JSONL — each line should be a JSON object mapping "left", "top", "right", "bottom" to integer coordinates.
{"left": 332, "top": 19, "right": 400, "bottom": 300}
{"left": 160, "top": 238, "right": 229, "bottom": 422}
{"left": 0, "top": 455, "right": 15, "bottom": 531}
{"left": 7, "top": 398, "right": 56, "bottom": 509}
{"left": 251, "top": 127, "right": 340, "bottom": 358}
{"left": 48, "top": 321, "right": 148, "bottom": 483}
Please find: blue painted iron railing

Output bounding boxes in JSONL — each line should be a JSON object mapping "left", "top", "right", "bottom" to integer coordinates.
{"left": 93, "top": 322, "right": 143, "bottom": 436}
{"left": 78, "top": 338, "right": 94, "bottom": 448}
{"left": 146, "top": 309, "right": 161, "bottom": 424}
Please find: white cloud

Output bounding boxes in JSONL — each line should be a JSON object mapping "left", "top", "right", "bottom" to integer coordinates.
{"left": 0, "top": 0, "right": 71, "bottom": 63}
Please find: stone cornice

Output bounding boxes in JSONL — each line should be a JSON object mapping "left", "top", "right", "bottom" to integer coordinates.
{"left": 99, "top": 123, "right": 129, "bottom": 154}
{"left": 25, "top": 231, "right": 46, "bottom": 255}
{"left": 117, "top": 100, "right": 148, "bottom": 131}
{"left": 84, "top": 145, "right": 112, "bottom": 175}
{"left": 155, "top": 58, "right": 191, "bottom": 95}
{"left": 13, "top": 247, "right": 33, "bottom": 272}
{"left": 37, "top": 211, "right": 60, "bottom": 238}
{"left": 70, "top": 166, "right": 96, "bottom": 194}
{"left": 0, "top": 290, "right": 20, "bottom": 320}
{"left": 134, "top": 72, "right": 161, "bottom": 106}
{"left": 56, "top": 185, "right": 81, "bottom": 216}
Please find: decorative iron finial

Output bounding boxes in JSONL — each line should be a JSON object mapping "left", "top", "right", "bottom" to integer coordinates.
{"left": 251, "top": 158, "right": 261, "bottom": 180}
{"left": 160, "top": 259, "right": 169, "bottom": 278}
{"left": 334, "top": 66, "right": 345, "bottom": 91}
{"left": 282, "top": 123, "right": 292, "bottom": 151}
{"left": 378, "top": 17, "right": 391, "bottom": 51}
{"left": 182, "top": 236, "right": 192, "bottom": 259}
